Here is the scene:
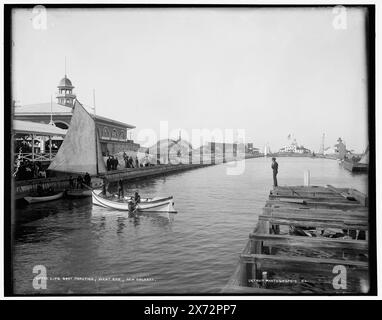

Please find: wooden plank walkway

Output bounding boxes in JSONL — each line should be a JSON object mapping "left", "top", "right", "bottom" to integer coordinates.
{"left": 222, "top": 185, "right": 370, "bottom": 294}
{"left": 14, "top": 163, "right": 210, "bottom": 199}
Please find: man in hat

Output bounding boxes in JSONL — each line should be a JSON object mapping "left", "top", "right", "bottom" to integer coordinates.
{"left": 106, "top": 156, "right": 111, "bottom": 171}
{"left": 271, "top": 157, "right": 278, "bottom": 187}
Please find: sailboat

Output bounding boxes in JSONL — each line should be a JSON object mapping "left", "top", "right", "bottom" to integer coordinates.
{"left": 47, "top": 99, "right": 106, "bottom": 197}
{"left": 48, "top": 99, "right": 106, "bottom": 175}
{"left": 49, "top": 100, "right": 177, "bottom": 213}
{"left": 342, "top": 146, "right": 369, "bottom": 173}
{"left": 358, "top": 146, "right": 369, "bottom": 165}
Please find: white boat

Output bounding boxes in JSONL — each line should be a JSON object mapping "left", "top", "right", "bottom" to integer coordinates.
{"left": 92, "top": 189, "right": 177, "bottom": 216}
{"left": 24, "top": 191, "right": 65, "bottom": 204}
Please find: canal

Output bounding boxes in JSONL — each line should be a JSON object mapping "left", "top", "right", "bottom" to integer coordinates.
{"left": 12, "top": 157, "right": 368, "bottom": 294}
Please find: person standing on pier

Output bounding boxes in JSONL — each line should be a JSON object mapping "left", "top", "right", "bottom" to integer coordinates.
{"left": 271, "top": 157, "right": 278, "bottom": 187}
{"left": 77, "top": 175, "right": 84, "bottom": 189}
{"left": 84, "top": 172, "right": 91, "bottom": 186}
{"left": 69, "top": 175, "right": 74, "bottom": 189}
{"left": 107, "top": 156, "right": 111, "bottom": 171}
{"left": 129, "top": 156, "right": 134, "bottom": 168}
{"left": 135, "top": 156, "right": 139, "bottom": 168}
{"left": 110, "top": 156, "right": 114, "bottom": 170}
{"left": 123, "top": 152, "right": 129, "bottom": 168}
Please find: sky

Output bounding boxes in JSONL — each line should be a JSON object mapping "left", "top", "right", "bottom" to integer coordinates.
{"left": 12, "top": 7, "right": 369, "bottom": 152}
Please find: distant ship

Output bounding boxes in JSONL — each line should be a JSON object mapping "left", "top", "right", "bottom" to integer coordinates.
{"left": 342, "top": 146, "right": 369, "bottom": 173}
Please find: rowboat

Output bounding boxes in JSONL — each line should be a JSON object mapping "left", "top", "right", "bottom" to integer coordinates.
{"left": 66, "top": 188, "right": 92, "bottom": 198}
{"left": 92, "top": 189, "right": 177, "bottom": 217}
{"left": 24, "top": 191, "right": 65, "bottom": 204}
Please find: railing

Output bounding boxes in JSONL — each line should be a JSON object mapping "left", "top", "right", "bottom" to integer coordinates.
{"left": 15, "top": 152, "right": 58, "bottom": 162}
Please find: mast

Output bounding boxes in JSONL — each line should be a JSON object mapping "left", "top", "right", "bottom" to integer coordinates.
{"left": 93, "top": 89, "right": 99, "bottom": 175}
{"left": 49, "top": 95, "right": 54, "bottom": 125}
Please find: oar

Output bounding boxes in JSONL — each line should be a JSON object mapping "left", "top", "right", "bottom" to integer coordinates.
{"left": 83, "top": 184, "right": 93, "bottom": 191}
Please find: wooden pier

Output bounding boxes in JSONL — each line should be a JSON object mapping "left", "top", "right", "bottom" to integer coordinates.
{"left": 223, "top": 185, "right": 369, "bottom": 294}
{"left": 14, "top": 163, "right": 210, "bottom": 200}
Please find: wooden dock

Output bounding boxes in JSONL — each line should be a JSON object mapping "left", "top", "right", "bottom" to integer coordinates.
{"left": 223, "top": 185, "right": 369, "bottom": 294}
{"left": 14, "top": 163, "right": 210, "bottom": 200}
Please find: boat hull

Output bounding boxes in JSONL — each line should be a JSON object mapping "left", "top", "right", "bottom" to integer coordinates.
{"left": 24, "top": 191, "right": 64, "bottom": 204}
{"left": 92, "top": 190, "right": 177, "bottom": 214}
{"left": 342, "top": 160, "right": 368, "bottom": 173}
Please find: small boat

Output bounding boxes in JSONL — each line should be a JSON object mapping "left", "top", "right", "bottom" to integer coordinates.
{"left": 24, "top": 191, "right": 65, "bottom": 204}
{"left": 342, "top": 159, "right": 368, "bottom": 173}
{"left": 66, "top": 188, "right": 92, "bottom": 198}
{"left": 92, "top": 189, "right": 177, "bottom": 216}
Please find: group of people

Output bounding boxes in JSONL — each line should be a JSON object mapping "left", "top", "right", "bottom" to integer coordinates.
{"left": 14, "top": 160, "right": 47, "bottom": 181}
{"left": 106, "top": 156, "right": 119, "bottom": 171}
{"left": 102, "top": 177, "right": 140, "bottom": 210}
{"left": 106, "top": 152, "right": 159, "bottom": 171}
{"left": 106, "top": 153, "right": 141, "bottom": 171}
{"left": 123, "top": 152, "right": 140, "bottom": 169}
{"left": 69, "top": 172, "right": 91, "bottom": 189}
{"left": 117, "top": 179, "right": 141, "bottom": 202}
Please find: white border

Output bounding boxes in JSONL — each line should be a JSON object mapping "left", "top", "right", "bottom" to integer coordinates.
{"left": 0, "top": 0, "right": 380, "bottom": 300}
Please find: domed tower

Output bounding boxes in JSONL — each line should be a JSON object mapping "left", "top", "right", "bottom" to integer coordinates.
{"left": 56, "top": 75, "right": 76, "bottom": 107}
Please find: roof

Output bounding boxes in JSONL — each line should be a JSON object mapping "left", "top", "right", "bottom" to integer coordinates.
{"left": 14, "top": 102, "right": 73, "bottom": 115}
{"left": 14, "top": 102, "right": 136, "bottom": 129}
{"left": 93, "top": 114, "right": 135, "bottom": 129}
{"left": 58, "top": 76, "right": 74, "bottom": 88}
{"left": 13, "top": 120, "right": 67, "bottom": 136}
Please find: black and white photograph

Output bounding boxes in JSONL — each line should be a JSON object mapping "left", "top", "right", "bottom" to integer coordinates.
{"left": 3, "top": 3, "right": 377, "bottom": 298}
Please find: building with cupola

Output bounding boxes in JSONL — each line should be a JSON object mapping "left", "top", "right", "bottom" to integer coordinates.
{"left": 13, "top": 74, "right": 140, "bottom": 156}
{"left": 279, "top": 137, "right": 311, "bottom": 154}
{"left": 56, "top": 75, "right": 76, "bottom": 108}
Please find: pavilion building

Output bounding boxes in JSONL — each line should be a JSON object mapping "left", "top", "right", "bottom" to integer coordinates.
{"left": 13, "top": 74, "right": 140, "bottom": 157}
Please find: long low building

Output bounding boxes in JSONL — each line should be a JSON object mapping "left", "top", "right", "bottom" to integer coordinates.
{"left": 13, "top": 120, "right": 67, "bottom": 136}
{"left": 13, "top": 120, "right": 68, "bottom": 161}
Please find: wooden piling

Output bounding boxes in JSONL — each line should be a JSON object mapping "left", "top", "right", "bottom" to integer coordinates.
{"left": 211, "top": 142, "right": 215, "bottom": 165}
{"left": 157, "top": 141, "right": 161, "bottom": 164}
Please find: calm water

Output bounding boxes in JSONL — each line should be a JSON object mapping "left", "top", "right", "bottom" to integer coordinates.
{"left": 13, "top": 157, "right": 367, "bottom": 294}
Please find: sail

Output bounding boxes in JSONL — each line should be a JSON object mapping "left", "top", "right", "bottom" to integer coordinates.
{"left": 358, "top": 146, "right": 369, "bottom": 164}
{"left": 48, "top": 100, "right": 106, "bottom": 175}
